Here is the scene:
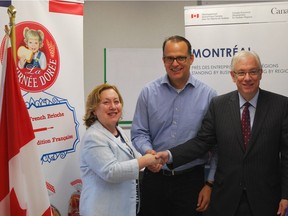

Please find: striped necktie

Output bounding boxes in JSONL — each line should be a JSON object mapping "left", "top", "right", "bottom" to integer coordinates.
{"left": 241, "top": 102, "right": 251, "bottom": 149}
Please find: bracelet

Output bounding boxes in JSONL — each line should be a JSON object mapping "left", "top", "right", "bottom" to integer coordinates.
{"left": 205, "top": 181, "right": 213, "bottom": 188}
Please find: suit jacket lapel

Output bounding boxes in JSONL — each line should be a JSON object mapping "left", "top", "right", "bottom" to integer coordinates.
{"left": 246, "top": 89, "right": 269, "bottom": 152}
{"left": 228, "top": 91, "right": 246, "bottom": 152}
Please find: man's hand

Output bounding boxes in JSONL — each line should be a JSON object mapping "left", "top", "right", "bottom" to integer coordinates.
{"left": 155, "top": 151, "right": 169, "bottom": 164}
{"left": 277, "top": 199, "right": 288, "bottom": 216}
{"left": 196, "top": 184, "right": 212, "bottom": 212}
{"left": 145, "top": 150, "right": 162, "bottom": 172}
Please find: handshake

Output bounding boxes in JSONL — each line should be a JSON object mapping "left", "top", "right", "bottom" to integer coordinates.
{"left": 140, "top": 150, "right": 172, "bottom": 172}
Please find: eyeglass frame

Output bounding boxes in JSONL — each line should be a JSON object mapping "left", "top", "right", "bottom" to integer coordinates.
{"left": 233, "top": 69, "right": 261, "bottom": 77}
{"left": 163, "top": 56, "right": 190, "bottom": 64}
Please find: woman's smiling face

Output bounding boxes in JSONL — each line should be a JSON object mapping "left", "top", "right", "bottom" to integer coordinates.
{"left": 94, "top": 88, "right": 123, "bottom": 132}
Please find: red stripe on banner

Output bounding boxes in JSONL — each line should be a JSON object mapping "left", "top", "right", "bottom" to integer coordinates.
{"left": 49, "top": 0, "right": 83, "bottom": 16}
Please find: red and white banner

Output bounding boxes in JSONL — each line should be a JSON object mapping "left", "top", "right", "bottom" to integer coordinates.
{"left": 0, "top": 1, "right": 84, "bottom": 215}
{"left": 0, "top": 36, "right": 52, "bottom": 216}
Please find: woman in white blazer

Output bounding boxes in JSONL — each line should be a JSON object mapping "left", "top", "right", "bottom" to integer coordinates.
{"left": 79, "top": 84, "right": 160, "bottom": 216}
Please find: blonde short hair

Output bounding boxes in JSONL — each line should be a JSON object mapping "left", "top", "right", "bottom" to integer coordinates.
{"left": 83, "top": 83, "right": 124, "bottom": 128}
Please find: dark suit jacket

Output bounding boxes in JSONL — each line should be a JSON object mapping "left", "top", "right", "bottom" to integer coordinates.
{"left": 169, "top": 89, "right": 288, "bottom": 216}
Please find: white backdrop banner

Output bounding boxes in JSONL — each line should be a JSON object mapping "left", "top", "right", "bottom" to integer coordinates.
{"left": 0, "top": 1, "right": 84, "bottom": 215}
{"left": 185, "top": 1, "right": 288, "bottom": 96}
{"left": 185, "top": 2, "right": 288, "bottom": 215}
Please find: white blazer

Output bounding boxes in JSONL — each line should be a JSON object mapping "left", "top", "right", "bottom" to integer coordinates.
{"left": 79, "top": 121, "right": 141, "bottom": 216}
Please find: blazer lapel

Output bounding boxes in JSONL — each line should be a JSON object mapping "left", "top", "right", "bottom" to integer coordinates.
{"left": 246, "top": 90, "right": 269, "bottom": 152}
{"left": 228, "top": 91, "right": 246, "bottom": 152}
{"left": 95, "top": 122, "right": 134, "bottom": 158}
{"left": 116, "top": 126, "right": 136, "bottom": 158}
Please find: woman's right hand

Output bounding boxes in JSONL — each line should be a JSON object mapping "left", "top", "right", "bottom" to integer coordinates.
{"left": 138, "top": 153, "right": 162, "bottom": 171}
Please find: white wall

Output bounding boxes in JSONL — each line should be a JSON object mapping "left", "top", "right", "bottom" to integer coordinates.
{"left": 83, "top": 0, "right": 287, "bottom": 99}
{"left": 83, "top": 1, "right": 199, "bottom": 99}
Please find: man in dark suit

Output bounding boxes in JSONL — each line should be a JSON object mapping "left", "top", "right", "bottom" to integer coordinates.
{"left": 156, "top": 50, "right": 288, "bottom": 216}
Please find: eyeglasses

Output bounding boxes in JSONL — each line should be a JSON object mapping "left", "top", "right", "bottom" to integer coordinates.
{"left": 233, "top": 69, "right": 261, "bottom": 77}
{"left": 163, "top": 56, "right": 189, "bottom": 64}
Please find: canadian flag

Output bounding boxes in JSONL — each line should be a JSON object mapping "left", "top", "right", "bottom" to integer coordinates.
{"left": 0, "top": 36, "right": 52, "bottom": 215}
{"left": 191, "top": 13, "right": 200, "bottom": 19}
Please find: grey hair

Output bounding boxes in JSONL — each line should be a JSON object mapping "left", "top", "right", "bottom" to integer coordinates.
{"left": 231, "top": 50, "right": 262, "bottom": 71}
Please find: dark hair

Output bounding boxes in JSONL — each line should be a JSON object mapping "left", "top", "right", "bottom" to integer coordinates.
{"left": 162, "top": 35, "right": 192, "bottom": 56}
{"left": 83, "top": 83, "right": 124, "bottom": 128}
